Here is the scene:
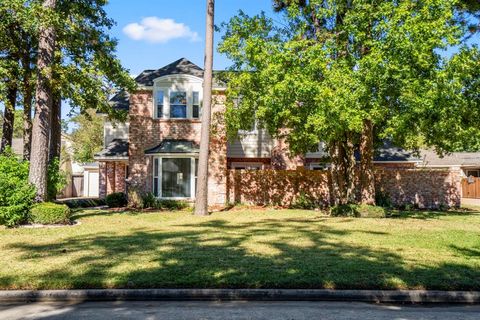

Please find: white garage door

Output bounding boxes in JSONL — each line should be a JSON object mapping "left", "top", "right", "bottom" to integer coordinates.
{"left": 86, "top": 170, "right": 99, "bottom": 198}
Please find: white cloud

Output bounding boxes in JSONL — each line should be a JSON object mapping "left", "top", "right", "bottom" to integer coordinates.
{"left": 123, "top": 17, "right": 200, "bottom": 43}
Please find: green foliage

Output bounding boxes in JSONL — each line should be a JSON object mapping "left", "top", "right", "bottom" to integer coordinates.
{"left": 290, "top": 192, "right": 317, "bottom": 210}
{"left": 47, "top": 157, "right": 67, "bottom": 201}
{"left": 158, "top": 199, "right": 190, "bottom": 211}
{"left": 141, "top": 193, "right": 190, "bottom": 211}
{"left": 0, "top": 148, "right": 36, "bottom": 226}
{"left": 0, "top": 109, "right": 24, "bottom": 140}
{"left": 219, "top": 1, "right": 473, "bottom": 155}
{"left": 62, "top": 198, "right": 106, "bottom": 209}
{"left": 70, "top": 109, "right": 104, "bottom": 163}
{"left": 330, "top": 204, "right": 386, "bottom": 218}
{"left": 141, "top": 192, "right": 157, "bottom": 209}
{"left": 29, "top": 202, "right": 71, "bottom": 225}
{"left": 105, "top": 192, "right": 127, "bottom": 208}
{"left": 375, "top": 190, "right": 393, "bottom": 209}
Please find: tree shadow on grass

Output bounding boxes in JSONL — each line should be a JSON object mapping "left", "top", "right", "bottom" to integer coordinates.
{"left": 388, "top": 209, "right": 480, "bottom": 220}
{"left": 3, "top": 218, "right": 480, "bottom": 291}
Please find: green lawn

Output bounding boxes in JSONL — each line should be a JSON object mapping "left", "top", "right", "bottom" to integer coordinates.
{"left": 1, "top": 207, "right": 480, "bottom": 290}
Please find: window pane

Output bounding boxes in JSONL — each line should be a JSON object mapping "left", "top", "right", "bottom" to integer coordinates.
{"left": 153, "top": 178, "right": 159, "bottom": 197}
{"left": 170, "top": 91, "right": 186, "bottom": 105}
{"left": 154, "top": 158, "right": 159, "bottom": 177}
{"left": 170, "top": 91, "right": 187, "bottom": 118}
{"left": 170, "top": 105, "right": 187, "bottom": 118}
{"left": 193, "top": 92, "right": 199, "bottom": 105}
{"left": 156, "top": 91, "right": 164, "bottom": 118}
{"left": 162, "top": 158, "right": 191, "bottom": 198}
{"left": 193, "top": 105, "right": 199, "bottom": 118}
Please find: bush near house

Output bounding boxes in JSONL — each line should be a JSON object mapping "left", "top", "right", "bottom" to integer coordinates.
{"left": 330, "top": 204, "right": 387, "bottom": 218}
{"left": 0, "top": 149, "right": 36, "bottom": 226}
{"left": 29, "top": 203, "right": 72, "bottom": 225}
{"left": 106, "top": 192, "right": 128, "bottom": 208}
{"left": 141, "top": 193, "right": 190, "bottom": 211}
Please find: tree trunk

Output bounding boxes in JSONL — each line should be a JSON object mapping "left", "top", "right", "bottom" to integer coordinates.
{"left": 194, "top": 0, "right": 215, "bottom": 216}
{"left": 329, "top": 134, "right": 357, "bottom": 206}
{"left": 360, "top": 119, "right": 375, "bottom": 204}
{"left": 0, "top": 83, "right": 18, "bottom": 153}
{"left": 22, "top": 44, "right": 33, "bottom": 161}
{"left": 344, "top": 132, "right": 357, "bottom": 204}
{"left": 330, "top": 140, "right": 345, "bottom": 205}
{"left": 28, "top": 0, "right": 57, "bottom": 202}
{"left": 49, "top": 94, "right": 61, "bottom": 162}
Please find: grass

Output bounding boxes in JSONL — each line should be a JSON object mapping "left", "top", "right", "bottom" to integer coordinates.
{"left": 0, "top": 207, "right": 479, "bottom": 290}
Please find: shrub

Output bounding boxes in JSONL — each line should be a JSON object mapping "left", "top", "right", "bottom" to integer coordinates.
{"left": 30, "top": 202, "right": 71, "bottom": 225}
{"left": 62, "top": 198, "right": 106, "bottom": 209}
{"left": 158, "top": 199, "right": 189, "bottom": 211}
{"left": 47, "top": 157, "right": 67, "bottom": 200}
{"left": 330, "top": 204, "right": 386, "bottom": 218}
{"left": 0, "top": 149, "right": 36, "bottom": 226}
{"left": 142, "top": 192, "right": 157, "bottom": 209}
{"left": 141, "top": 193, "right": 190, "bottom": 211}
{"left": 375, "top": 190, "right": 393, "bottom": 208}
{"left": 105, "top": 192, "right": 127, "bottom": 208}
{"left": 290, "top": 192, "right": 316, "bottom": 210}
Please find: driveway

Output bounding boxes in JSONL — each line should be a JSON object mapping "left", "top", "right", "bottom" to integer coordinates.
{"left": 1, "top": 301, "right": 479, "bottom": 320}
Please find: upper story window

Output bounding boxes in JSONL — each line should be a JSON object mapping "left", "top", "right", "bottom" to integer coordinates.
{"left": 192, "top": 91, "right": 200, "bottom": 119}
{"left": 153, "top": 75, "right": 202, "bottom": 120}
{"left": 156, "top": 91, "right": 164, "bottom": 118}
{"left": 170, "top": 91, "right": 187, "bottom": 118}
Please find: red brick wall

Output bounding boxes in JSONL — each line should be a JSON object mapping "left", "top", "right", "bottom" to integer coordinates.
{"left": 226, "top": 168, "right": 461, "bottom": 208}
{"left": 227, "top": 169, "right": 330, "bottom": 207}
{"left": 128, "top": 90, "right": 227, "bottom": 205}
{"left": 99, "top": 162, "right": 106, "bottom": 198}
{"left": 376, "top": 168, "right": 461, "bottom": 208}
{"left": 99, "top": 161, "right": 127, "bottom": 197}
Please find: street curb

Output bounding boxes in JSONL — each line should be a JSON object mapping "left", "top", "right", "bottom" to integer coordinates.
{"left": 0, "top": 289, "right": 479, "bottom": 304}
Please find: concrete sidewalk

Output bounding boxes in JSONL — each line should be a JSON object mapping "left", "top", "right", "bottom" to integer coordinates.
{"left": 1, "top": 301, "right": 480, "bottom": 320}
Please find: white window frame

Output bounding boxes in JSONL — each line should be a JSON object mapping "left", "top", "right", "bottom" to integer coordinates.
{"left": 153, "top": 75, "right": 203, "bottom": 120}
{"left": 309, "top": 162, "right": 330, "bottom": 170}
{"left": 152, "top": 154, "right": 198, "bottom": 200}
{"left": 231, "top": 162, "right": 263, "bottom": 170}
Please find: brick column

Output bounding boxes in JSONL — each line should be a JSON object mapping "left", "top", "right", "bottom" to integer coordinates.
{"left": 208, "top": 92, "right": 228, "bottom": 206}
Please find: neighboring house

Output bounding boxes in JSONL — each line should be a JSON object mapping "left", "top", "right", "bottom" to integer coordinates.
{"left": 12, "top": 137, "right": 100, "bottom": 198}
{"left": 94, "top": 58, "right": 432, "bottom": 204}
{"left": 419, "top": 149, "right": 480, "bottom": 177}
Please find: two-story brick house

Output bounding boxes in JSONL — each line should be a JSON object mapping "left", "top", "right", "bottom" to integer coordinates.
{"left": 95, "top": 58, "right": 421, "bottom": 205}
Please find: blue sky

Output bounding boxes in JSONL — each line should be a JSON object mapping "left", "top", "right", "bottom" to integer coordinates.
{"left": 106, "top": 0, "right": 275, "bottom": 75}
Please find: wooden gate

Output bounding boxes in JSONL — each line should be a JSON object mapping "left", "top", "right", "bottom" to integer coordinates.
{"left": 462, "top": 177, "right": 480, "bottom": 198}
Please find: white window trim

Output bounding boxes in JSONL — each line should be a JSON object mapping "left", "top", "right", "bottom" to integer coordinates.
{"left": 231, "top": 162, "right": 264, "bottom": 170}
{"left": 153, "top": 155, "right": 198, "bottom": 200}
{"left": 309, "top": 162, "right": 331, "bottom": 170}
{"left": 153, "top": 75, "right": 203, "bottom": 120}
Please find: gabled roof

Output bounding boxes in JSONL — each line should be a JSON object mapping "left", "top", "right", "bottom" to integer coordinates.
{"left": 134, "top": 58, "right": 204, "bottom": 86}
{"left": 109, "top": 58, "right": 204, "bottom": 111}
{"left": 372, "top": 141, "right": 421, "bottom": 162}
{"left": 94, "top": 139, "right": 129, "bottom": 160}
{"left": 145, "top": 139, "right": 200, "bottom": 154}
{"left": 109, "top": 91, "right": 130, "bottom": 112}
{"left": 420, "top": 149, "right": 480, "bottom": 167}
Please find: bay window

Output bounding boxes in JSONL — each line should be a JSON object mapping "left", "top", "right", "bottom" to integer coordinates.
{"left": 153, "top": 157, "right": 197, "bottom": 199}
{"left": 154, "top": 87, "right": 202, "bottom": 120}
